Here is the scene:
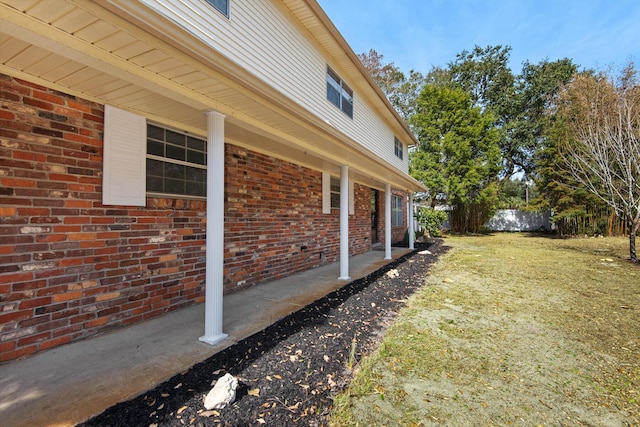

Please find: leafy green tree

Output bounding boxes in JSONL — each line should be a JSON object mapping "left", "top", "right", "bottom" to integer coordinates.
{"left": 448, "top": 45, "right": 515, "bottom": 116}
{"left": 410, "top": 85, "right": 501, "bottom": 232}
{"left": 508, "top": 59, "right": 578, "bottom": 176}
{"left": 534, "top": 117, "right": 609, "bottom": 236}
{"left": 443, "top": 46, "right": 577, "bottom": 179}
{"left": 497, "top": 178, "right": 538, "bottom": 209}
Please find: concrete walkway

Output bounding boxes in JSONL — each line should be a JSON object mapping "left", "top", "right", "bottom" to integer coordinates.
{"left": 0, "top": 247, "right": 411, "bottom": 427}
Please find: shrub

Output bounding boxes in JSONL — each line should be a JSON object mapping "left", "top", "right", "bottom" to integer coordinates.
{"left": 417, "top": 208, "right": 448, "bottom": 237}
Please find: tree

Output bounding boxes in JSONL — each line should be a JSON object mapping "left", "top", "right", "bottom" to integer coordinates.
{"left": 410, "top": 85, "right": 501, "bottom": 232}
{"left": 534, "top": 117, "right": 610, "bottom": 237}
{"left": 448, "top": 45, "right": 515, "bottom": 115}
{"left": 556, "top": 63, "right": 640, "bottom": 262}
{"left": 358, "top": 49, "right": 404, "bottom": 98}
{"left": 358, "top": 49, "right": 425, "bottom": 123}
{"left": 508, "top": 59, "right": 578, "bottom": 177}
{"left": 446, "top": 46, "right": 577, "bottom": 180}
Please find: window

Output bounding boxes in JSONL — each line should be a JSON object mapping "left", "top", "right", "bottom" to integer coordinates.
{"left": 322, "top": 173, "right": 354, "bottom": 214}
{"left": 326, "top": 66, "right": 353, "bottom": 118}
{"left": 204, "top": 0, "right": 229, "bottom": 17}
{"left": 146, "top": 124, "right": 207, "bottom": 198}
{"left": 394, "top": 137, "right": 403, "bottom": 160}
{"left": 392, "top": 195, "right": 403, "bottom": 226}
{"left": 330, "top": 177, "right": 340, "bottom": 208}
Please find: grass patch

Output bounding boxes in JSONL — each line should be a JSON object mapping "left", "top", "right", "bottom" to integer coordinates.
{"left": 330, "top": 234, "right": 639, "bottom": 426}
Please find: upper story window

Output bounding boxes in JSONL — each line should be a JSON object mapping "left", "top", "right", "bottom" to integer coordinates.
{"left": 327, "top": 66, "right": 353, "bottom": 118}
{"left": 394, "top": 137, "right": 404, "bottom": 160}
{"left": 146, "top": 124, "right": 207, "bottom": 198}
{"left": 204, "top": 0, "right": 229, "bottom": 17}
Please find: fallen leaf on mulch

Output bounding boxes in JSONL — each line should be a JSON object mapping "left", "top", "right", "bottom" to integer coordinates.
{"left": 247, "top": 388, "right": 260, "bottom": 396}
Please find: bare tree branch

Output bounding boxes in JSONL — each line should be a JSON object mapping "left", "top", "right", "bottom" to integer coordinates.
{"left": 557, "top": 63, "right": 640, "bottom": 262}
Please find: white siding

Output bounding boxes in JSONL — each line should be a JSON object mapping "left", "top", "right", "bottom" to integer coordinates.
{"left": 141, "top": 0, "right": 408, "bottom": 172}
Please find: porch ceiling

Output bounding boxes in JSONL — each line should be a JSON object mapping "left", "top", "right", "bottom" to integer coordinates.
{"left": 0, "top": 0, "right": 424, "bottom": 192}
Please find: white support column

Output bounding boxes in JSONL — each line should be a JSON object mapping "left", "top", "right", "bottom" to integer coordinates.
{"left": 200, "top": 111, "right": 228, "bottom": 346}
{"left": 408, "top": 192, "right": 415, "bottom": 250}
{"left": 339, "top": 165, "right": 350, "bottom": 280}
{"left": 385, "top": 183, "right": 392, "bottom": 260}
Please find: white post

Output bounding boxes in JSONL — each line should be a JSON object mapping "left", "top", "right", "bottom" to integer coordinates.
{"left": 199, "top": 111, "right": 228, "bottom": 346}
{"left": 408, "top": 192, "right": 415, "bottom": 250}
{"left": 385, "top": 183, "right": 392, "bottom": 260}
{"left": 339, "top": 165, "right": 350, "bottom": 280}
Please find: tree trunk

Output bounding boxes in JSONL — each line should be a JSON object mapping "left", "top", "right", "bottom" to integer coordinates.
{"left": 630, "top": 220, "right": 639, "bottom": 263}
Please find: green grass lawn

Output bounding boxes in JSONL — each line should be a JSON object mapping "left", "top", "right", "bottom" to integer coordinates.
{"left": 331, "top": 233, "right": 639, "bottom": 426}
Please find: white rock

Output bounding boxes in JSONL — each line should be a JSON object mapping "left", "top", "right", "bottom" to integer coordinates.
{"left": 418, "top": 250, "right": 431, "bottom": 255}
{"left": 204, "top": 373, "right": 238, "bottom": 410}
{"left": 386, "top": 269, "right": 399, "bottom": 278}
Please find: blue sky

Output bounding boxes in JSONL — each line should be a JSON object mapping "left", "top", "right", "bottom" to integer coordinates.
{"left": 317, "top": 0, "right": 640, "bottom": 75}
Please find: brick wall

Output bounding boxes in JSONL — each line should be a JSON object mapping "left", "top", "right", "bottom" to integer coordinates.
{"left": 224, "top": 146, "right": 371, "bottom": 291}
{"left": 373, "top": 190, "right": 408, "bottom": 245}
{"left": 0, "top": 76, "right": 213, "bottom": 362}
{"left": 0, "top": 75, "right": 379, "bottom": 362}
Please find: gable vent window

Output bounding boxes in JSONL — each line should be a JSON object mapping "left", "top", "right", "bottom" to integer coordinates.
{"left": 205, "top": 0, "right": 229, "bottom": 17}
{"left": 146, "top": 124, "right": 207, "bottom": 198}
{"left": 394, "top": 137, "right": 404, "bottom": 160}
{"left": 327, "top": 66, "right": 353, "bottom": 118}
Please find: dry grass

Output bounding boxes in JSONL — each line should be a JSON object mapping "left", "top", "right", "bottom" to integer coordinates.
{"left": 331, "top": 233, "right": 639, "bottom": 426}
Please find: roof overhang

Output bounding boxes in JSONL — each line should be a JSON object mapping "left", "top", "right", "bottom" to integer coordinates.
{"left": 0, "top": 0, "right": 425, "bottom": 192}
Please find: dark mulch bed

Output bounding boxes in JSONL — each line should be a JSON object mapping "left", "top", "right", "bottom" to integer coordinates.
{"left": 79, "top": 239, "right": 447, "bottom": 427}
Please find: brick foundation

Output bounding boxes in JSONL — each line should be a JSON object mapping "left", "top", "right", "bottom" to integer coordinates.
{"left": 0, "top": 74, "right": 404, "bottom": 362}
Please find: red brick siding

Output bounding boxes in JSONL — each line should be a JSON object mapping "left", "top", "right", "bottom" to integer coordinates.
{"left": 0, "top": 75, "right": 210, "bottom": 362}
{"left": 373, "top": 190, "right": 408, "bottom": 245}
{"left": 223, "top": 146, "right": 371, "bottom": 291}
{"left": 0, "top": 75, "right": 378, "bottom": 362}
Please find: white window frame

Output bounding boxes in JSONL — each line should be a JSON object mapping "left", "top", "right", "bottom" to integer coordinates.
{"left": 204, "top": 0, "right": 229, "bottom": 18}
{"left": 392, "top": 194, "right": 403, "bottom": 226}
{"left": 330, "top": 176, "right": 340, "bottom": 209}
{"left": 103, "top": 105, "right": 209, "bottom": 205}
{"left": 322, "top": 173, "right": 354, "bottom": 215}
{"left": 326, "top": 66, "right": 354, "bottom": 118}
{"left": 146, "top": 123, "right": 208, "bottom": 199}
{"left": 394, "top": 137, "right": 404, "bottom": 160}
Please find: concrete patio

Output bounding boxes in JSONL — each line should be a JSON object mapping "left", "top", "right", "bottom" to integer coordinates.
{"left": 0, "top": 247, "right": 411, "bottom": 427}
